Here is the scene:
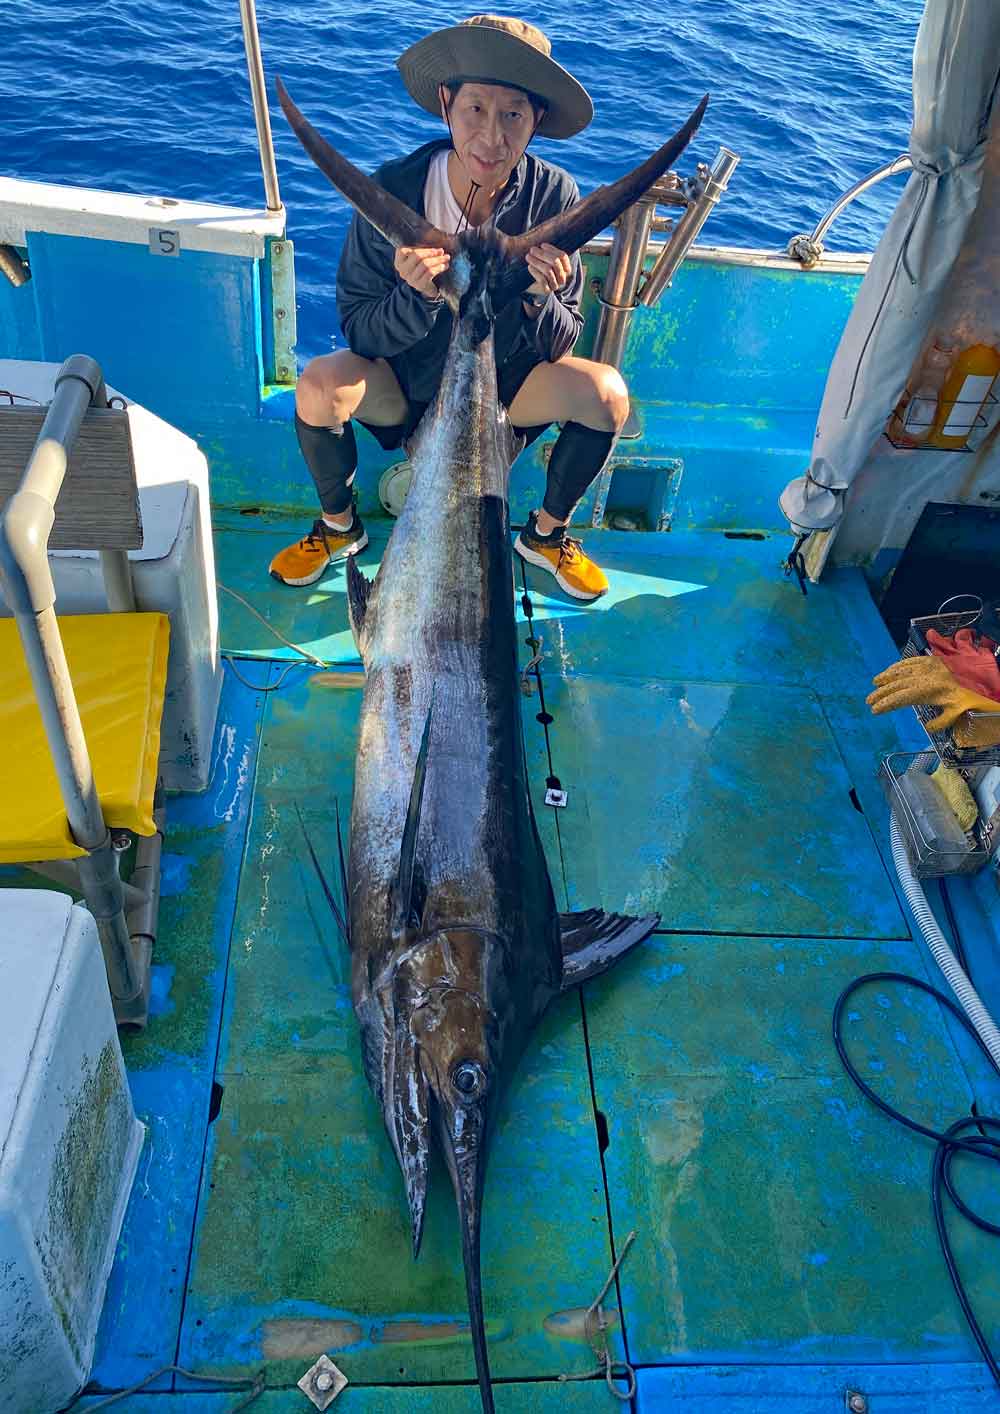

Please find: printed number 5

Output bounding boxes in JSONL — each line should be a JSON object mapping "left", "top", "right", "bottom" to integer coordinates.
{"left": 149, "top": 228, "right": 179, "bottom": 257}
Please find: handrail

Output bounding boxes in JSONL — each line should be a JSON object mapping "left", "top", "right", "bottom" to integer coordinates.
{"left": 0, "top": 355, "right": 143, "bottom": 1003}
{"left": 239, "top": 0, "right": 282, "bottom": 214}
{"left": 787, "top": 153, "right": 912, "bottom": 267}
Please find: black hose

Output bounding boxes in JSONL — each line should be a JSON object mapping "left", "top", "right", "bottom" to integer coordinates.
{"left": 833, "top": 971, "right": 1000, "bottom": 1385}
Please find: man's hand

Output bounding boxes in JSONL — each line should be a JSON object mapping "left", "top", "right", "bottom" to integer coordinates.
{"left": 524, "top": 243, "right": 572, "bottom": 297}
{"left": 395, "top": 245, "right": 450, "bottom": 299}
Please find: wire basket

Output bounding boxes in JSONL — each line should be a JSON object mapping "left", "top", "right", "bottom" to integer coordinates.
{"left": 901, "top": 596, "right": 1000, "bottom": 767}
{"left": 878, "top": 752, "right": 988, "bottom": 878}
{"left": 885, "top": 391, "right": 997, "bottom": 451}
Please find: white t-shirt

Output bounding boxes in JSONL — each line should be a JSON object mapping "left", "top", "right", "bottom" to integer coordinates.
{"left": 423, "top": 150, "right": 478, "bottom": 234}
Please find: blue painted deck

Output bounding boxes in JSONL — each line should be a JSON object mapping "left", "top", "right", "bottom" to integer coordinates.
{"left": 65, "top": 516, "right": 1000, "bottom": 1413}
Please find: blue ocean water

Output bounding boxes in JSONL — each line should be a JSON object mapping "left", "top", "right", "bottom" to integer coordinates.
{"left": 3, "top": 0, "right": 921, "bottom": 362}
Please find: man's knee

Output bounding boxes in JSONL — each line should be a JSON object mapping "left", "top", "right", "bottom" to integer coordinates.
{"left": 586, "top": 363, "right": 630, "bottom": 433}
{"left": 296, "top": 351, "right": 367, "bottom": 425}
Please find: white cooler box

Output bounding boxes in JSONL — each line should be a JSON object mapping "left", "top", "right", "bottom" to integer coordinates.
{"left": 0, "top": 889, "right": 144, "bottom": 1413}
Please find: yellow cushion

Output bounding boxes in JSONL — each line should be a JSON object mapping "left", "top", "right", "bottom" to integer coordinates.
{"left": 0, "top": 612, "right": 170, "bottom": 863}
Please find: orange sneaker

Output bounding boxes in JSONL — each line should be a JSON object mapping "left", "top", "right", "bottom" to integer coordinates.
{"left": 514, "top": 513, "right": 609, "bottom": 601}
{"left": 269, "top": 515, "right": 368, "bottom": 587}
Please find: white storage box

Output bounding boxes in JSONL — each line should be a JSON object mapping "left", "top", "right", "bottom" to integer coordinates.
{"left": 0, "top": 890, "right": 144, "bottom": 1413}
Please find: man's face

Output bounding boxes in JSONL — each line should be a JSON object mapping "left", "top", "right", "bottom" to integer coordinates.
{"left": 440, "top": 82, "right": 538, "bottom": 189}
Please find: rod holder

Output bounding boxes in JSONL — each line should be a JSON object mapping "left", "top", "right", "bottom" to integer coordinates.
{"left": 639, "top": 147, "right": 741, "bottom": 308}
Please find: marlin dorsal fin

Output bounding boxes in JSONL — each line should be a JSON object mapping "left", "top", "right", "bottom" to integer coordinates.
{"left": 558, "top": 908, "right": 659, "bottom": 990}
{"left": 347, "top": 554, "right": 374, "bottom": 658}
{"left": 392, "top": 700, "right": 434, "bottom": 934}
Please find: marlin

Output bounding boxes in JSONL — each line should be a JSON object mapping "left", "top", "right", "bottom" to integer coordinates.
{"left": 278, "top": 77, "right": 707, "bottom": 1412}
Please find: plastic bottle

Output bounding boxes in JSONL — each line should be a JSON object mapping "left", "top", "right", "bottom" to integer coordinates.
{"left": 888, "top": 340, "right": 955, "bottom": 447}
{"left": 925, "top": 343, "right": 1000, "bottom": 449}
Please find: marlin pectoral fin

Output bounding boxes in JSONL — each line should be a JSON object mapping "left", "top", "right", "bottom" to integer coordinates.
{"left": 558, "top": 908, "right": 660, "bottom": 990}
{"left": 346, "top": 554, "right": 373, "bottom": 657}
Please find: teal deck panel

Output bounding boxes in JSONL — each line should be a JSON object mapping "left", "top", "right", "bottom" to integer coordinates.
{"left": 582, "top": 929, "right": 1000, "bottom": 1367}
{"left": 214, "top": 512, "right": 387, "bottom": 666}
{"left": 536, "top": 673, "right": 906, "bottom": 940}
{"left": 177, "top": 673, "right": 626, "bottom": 1391}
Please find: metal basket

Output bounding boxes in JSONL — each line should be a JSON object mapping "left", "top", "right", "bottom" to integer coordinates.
{"left": 884, "top": 390, "right": 997, "bottom": 452}
{"left": 878, "top": 752, "right": 988, "bottom": 878}
{"left": 901, "top": 596, "right": 1000, "bottom": 767}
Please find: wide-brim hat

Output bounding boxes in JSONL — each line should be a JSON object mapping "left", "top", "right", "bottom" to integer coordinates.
{"left": 397, "top": 15, "right": 593, "bottom": 140}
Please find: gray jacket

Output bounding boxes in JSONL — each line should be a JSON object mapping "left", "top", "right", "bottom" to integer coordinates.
{"left": 336, "top": 139, "right": 584, "bottom": 404}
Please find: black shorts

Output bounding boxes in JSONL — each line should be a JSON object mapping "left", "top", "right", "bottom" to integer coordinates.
{"left": 357, "top": 349, "right": 550, "bottom": 452}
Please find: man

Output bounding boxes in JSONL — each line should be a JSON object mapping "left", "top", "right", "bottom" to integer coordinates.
{"left": 269, "top": 14, "right": 629, "bottom": 602}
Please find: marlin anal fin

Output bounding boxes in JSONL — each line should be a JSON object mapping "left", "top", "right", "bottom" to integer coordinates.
{"left": 391, "top": 701, "right": 434, "bottom": 934}
{"left": 558, "top": 908, "right": 659, "bottom": 990}
{"left": 346, "top": 554, "right": 373, "bottom": 657}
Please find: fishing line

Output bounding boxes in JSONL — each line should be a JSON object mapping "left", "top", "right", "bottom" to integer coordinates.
{"left": 833, "top": 970, "right": 1000, "bottom": 1385}
{"left": 518, "top": 559, "right": 557, "bottom": 781}
{"left": 64, "top": 1364, "right": 266, "bottom": 1411}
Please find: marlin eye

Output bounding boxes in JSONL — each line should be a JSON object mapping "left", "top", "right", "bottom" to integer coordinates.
{"left": 451, "top": 1060, "right": 487, "bottom": 1099}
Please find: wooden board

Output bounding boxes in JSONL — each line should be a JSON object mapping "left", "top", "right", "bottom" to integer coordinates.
{"left": 0, "top": 406, "right": 142, "bottom": 549}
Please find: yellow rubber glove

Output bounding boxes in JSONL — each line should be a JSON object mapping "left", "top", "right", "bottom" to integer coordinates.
{"left": 867, "top": 654, "right": 1000, "bottom": 747}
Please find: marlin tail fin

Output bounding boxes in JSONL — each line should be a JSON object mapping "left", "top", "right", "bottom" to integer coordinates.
{"left": 276, "top": 77, "right": 457, "bottom": 260}
{"left": 494, "top": 95, "right": 709, "bottom": 305}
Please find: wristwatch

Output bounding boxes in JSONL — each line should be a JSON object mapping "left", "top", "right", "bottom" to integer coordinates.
{"left": 522, "top": 293, "right": 548, "bottom": 310}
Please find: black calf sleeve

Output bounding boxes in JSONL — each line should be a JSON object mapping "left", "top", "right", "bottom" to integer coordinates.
{"left": 542, "top": 421, "right": 617, "bottom": 523}
{"left": 295, "top": 414, "right": 358, "bottom": 517}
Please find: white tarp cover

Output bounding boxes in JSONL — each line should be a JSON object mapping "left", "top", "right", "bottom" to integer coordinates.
{"left": 780, "top": 0, "right": 1000, "bottom": 536}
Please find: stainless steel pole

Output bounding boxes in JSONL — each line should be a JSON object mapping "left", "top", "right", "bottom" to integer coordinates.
{"left": 639, "top": 148, "right": 741, "bottom": 308}
{"left": 239, "top": 0, "right": 282, "bottom": 213}
{"left": 592, "top": 195, "right": 658, "bottom": 372}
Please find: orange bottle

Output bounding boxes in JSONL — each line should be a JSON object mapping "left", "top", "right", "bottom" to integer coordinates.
{"left": 925, "top": 343, "right": 1000, "bottom": 449}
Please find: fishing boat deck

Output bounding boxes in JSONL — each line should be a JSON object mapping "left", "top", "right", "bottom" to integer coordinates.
{"left": 56, "top": 515, "right": 1000, "bottom": 1411}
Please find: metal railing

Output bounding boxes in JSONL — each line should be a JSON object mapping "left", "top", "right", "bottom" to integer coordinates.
{"left": 239, "top": 0, "right": 282, "bottom": 213}
{"left": 787, "top": 153, "right": 912, "bottom": 267}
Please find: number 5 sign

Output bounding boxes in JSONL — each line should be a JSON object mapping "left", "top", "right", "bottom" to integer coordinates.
{"left": 149, "top": 228, "right": 180, "bottom": 256}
